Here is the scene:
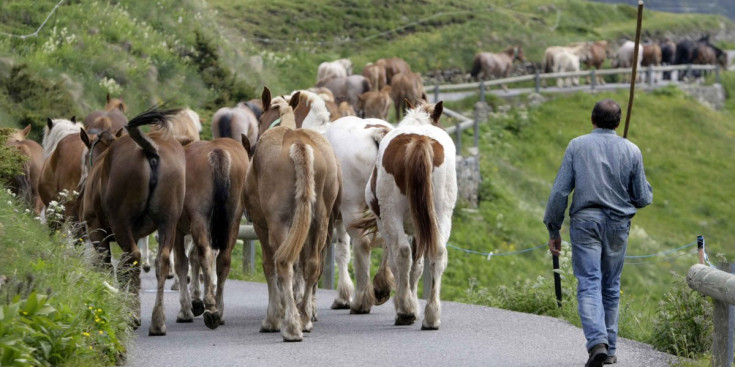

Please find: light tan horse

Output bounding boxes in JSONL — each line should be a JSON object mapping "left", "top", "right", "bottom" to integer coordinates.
{"left": 78, "top": 108, "right": 186, "bottom": 335}
{"left": 84, "top": 94, "right": 128, "bottom": 134}
{"left": 39, "top": 117, "right": 86, "bottom": 224}
{"left": 172, "top": 137, "right": 250, "bottom": 330}
{"left": 4, "top": 124, "right": 44, "bottom": 214}
{"left": 389, "top": 72, "right": 427, "bottom": 122}
{"left": 211, "top": 104, "right": 260, "bottom": 151}
{"left": 377, "top": 57, "right": 412, "bottom": 85}
{"left": 362, "top": 62, "right": 387, "bottom": 92}
{"left": 358, "top": 85, "right": 392, "bottom": 120}
{"left": 246, "top": 87, "right": 341, "bottom": 342}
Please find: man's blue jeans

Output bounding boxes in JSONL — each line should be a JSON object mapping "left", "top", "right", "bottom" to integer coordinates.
{"left": 570, "top": 210, "right": 630, "bottom": 356}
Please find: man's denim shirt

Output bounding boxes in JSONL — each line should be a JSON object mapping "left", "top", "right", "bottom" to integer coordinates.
{"left": 543, "top": 128, "right": 653, "bottom": 239}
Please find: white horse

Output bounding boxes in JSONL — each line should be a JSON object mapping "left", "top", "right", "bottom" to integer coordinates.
{"left": 613, "top": 40, "right": 644, "bottom": 82}
{"left": 355, "top": 101, "right": 457, "bottom": 329}
{"left": 316, "top": 58, "right": 353, "bottom": 85}
{"left": 553, "top": 50, "right": 581, "bottom": 88}
{"left": 324, "top": 116, "right": 394, "bottom": 312}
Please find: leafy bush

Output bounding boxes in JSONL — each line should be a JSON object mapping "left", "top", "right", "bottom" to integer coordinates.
{"left": 651, "top": 272, "right": 713, "bottom": 358}
{"left": 0, "top": 128, "right": 27, "bottom": 186}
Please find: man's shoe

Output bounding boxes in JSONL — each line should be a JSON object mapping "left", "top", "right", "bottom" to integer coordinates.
{"left": 585, "top": 344, "right": 608, "bottom": 367}
{"left": 604, "top": 355, "right": 617, "bottom": 364}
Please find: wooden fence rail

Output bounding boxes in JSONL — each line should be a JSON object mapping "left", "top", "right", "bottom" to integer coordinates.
{"left": 687, "top": 263, "right": 735, "bottom": 367}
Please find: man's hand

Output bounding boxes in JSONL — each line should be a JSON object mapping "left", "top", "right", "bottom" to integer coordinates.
{"left": 548, "top": 237, "right": 562, "bottom": 256}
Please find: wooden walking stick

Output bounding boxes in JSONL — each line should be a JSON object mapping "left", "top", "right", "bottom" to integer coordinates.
{"left": 623, "top": 0, "right": 644, "bottom": 139}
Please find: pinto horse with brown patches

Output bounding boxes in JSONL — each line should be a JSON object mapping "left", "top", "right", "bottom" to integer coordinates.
{"left": 78, "top": 108, "right": 186, "bottom": 334}
{"left": 245, "top": 87, "right": 341, "bottom": 342}
{"left": 172, "top": 137, "right": 250, "bottom": 330}
{"left": 354, "top": 101, "right": 457, "bottom": 330}
{"left": 5, "top": 124, "right": 44, "bottom": 214}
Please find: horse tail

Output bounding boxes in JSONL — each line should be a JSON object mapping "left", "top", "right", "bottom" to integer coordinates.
{"left": 470, "top": 55, "right": 482, "bottom": 78}
{"left": 544, "top": 51, "right": 553, "bottom": 73}
{"left": 218, "top": 112, "right": 233, "bottom": 139}
{"left": 405, "top": 136, "right": 438, "bottom": 261}
{"left": 127, "top": 107, "right": 178, "bottom": 161}
{"left": 349, "top": 210, "right": 378, "bottom": 236}
{"left": 362, "top": 78, "right": 372, "bottom": 94}
{"left": 208, "top": 148, "right": 232, "bottom": 252}
{"left": 274, "top": 142, "right": 316, "bottom": 265}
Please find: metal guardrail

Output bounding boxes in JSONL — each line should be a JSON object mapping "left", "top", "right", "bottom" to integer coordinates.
{"left": 687, "top": 263, "right": 735, "bottom": 367}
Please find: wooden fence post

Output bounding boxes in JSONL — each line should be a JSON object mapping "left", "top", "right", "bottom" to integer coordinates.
{"left": 479, "top": 80, "right": 485, "bottom": 102}
{"left": 590, "top": 69, "right": 596, "bottom": 91}
{"left": 434, "top": 81, "right": 440, "bottom": 104}
{"left": 687, "top": 263, "right": 735, "bottom": 367}
{"left": 714, "top": 263, "right": 734, "bottom": 367}
{"left": 243, "top": 240, "right": 256, "bottom": 274}
{"left": 321, "top": 241, "right": 335, "bottom": 290}
{"left": 534, "top": 70, "right": 541, "bottom": 93}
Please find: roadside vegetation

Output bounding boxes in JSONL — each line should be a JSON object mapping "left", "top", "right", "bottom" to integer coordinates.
{"left": 1, "top": 0, "right": 734, "bottom": 364}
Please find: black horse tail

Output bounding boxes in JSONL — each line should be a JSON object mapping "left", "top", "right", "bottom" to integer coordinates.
{"left": 209, "top": 148, "right": 232, "bottom": 252}
{"left": 218, "top": 112, "right": 233, "bottom": 139}
{"left": 470, "top": 55, "right": 482, "bottom": 78}
{"left": 244, "top": 101, "right": 263, "bottom": 121}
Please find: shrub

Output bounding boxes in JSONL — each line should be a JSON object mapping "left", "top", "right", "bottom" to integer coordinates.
{"left": 651, "top": 272, "right": 713, "bottom": 358}
{"left": 0, "top": 128, "right": 27, "bottom": 186}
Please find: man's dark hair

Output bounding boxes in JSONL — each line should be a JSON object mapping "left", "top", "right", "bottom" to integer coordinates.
{"left": 591, "top": 99, "right": 621, "bottom": 129}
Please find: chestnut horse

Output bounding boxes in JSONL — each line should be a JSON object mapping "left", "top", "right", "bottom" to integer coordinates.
{"left": 172, "top": 137, "right": 250, "bottom": 330}
{"left": 324, "top": 116, "right": 394, "bottom": 312}
{"left": 83, "top": 94, "right": 128, "bottom": 133}
{"left": 470, "top": 46, "right": 525, "bottom": 90}
{"left": 389, "top": 72, "right": 427, "bottom": 122}
{"left": 39, "top": 117, "right": 86, "bottom": 223}
{"left": 362, "top": 62, "right": 387, "bottom": 92}
{"left": 245, "top": 87, "right": 341, "bottom": 341}
{"left": 358, "top": 86, "right": 392, "bottom": 120}
{"left": 377, "top": 57, "right": 412, "bottom": 86}
{"left": 5, "top": 124, "right": 44, "bottom": 214}
{"left": 78, "top": 108, "right": 186, "bottom": 335}
{"left": 354, "top": 101, "right": 457, "bottom": 330}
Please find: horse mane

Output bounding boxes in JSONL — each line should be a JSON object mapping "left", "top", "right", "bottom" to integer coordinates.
{"left": 398, "top": 105, "right": 432, "bottom": 127}
{"left": 42, "top": 118, "right": 81, "bottom": 158}
{"left": 293, "top": 90, "right": 331, "bottom": 131}
{"left": 270, "top": 98, "right": 296, "bottom": 129}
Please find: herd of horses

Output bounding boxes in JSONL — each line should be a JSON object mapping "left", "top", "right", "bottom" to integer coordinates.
{"left": 5, "top": 78, "right": 457, "bottom": 342}
{"left": 471, "top": 35, "right": 727, "bottom": 88}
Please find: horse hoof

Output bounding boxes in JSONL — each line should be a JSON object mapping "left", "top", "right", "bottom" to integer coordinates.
{"left": 330, "top": 300, "right": 350, "bottom": 310}
{"left": 148, "top": 326, "right": 166, "bottom": 336}
{"left": 203, "top": 311, "right": 221, "bottom": 330}
{"left": 421, "top": 323, "right": 440, "bottom": 331}
{"left": 259, "top": 326, "right": 280, "bottom": 333}
{"left": 143, "top": 265, "right": 151, "bottom": 273}
{"left": 166, "top": 274, "right": 174, "bottom": 280}
{"left": 350, "top": 307, "right": 371, "bottom": 315}
{"left": 373, "top": 290, "right": 391, "bottom": 306}
{"left": 394, "top": 313, "right": 416, "bottom": 326}
{"left": 176, "top": 313, "right": 193, "bottom": 323}
{"left": 191, "top": 299, "right": 205, "bottom": 317}
{"left": 283, "top": 336, "right": 303, "bottom": 342}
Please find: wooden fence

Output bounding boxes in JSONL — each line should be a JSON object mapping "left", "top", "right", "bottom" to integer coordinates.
{"left": 687, "top": 263, "right": 735, "bottom": 367}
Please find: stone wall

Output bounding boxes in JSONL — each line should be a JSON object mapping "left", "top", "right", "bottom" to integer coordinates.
{"left": 679, "top": 83, "right": 726, "bottom": 110}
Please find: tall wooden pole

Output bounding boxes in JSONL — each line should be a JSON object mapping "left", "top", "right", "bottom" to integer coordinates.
{"left": 623, "top": 1, "right": 644, "bottom": 139}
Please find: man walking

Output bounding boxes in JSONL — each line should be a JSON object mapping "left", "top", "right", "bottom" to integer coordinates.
{"left": 543, "top": 99, "right": 653, "bottom": 367}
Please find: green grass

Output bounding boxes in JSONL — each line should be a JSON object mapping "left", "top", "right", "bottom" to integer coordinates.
{"left": 0, "top": 190, "right": 133, "bottom": 366}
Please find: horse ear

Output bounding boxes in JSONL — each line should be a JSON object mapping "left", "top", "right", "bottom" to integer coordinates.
{"left": 21, "top": 124, "right": 31, "bottom": 137}
{"left": 404, "top": 98, "right": 415, "bottom": 110}
{"left": 80, "top": 129, "right": 91, "bottom": 148}
{"left": 431, "top": 101, "right": 444, "bottom": 127}
{"left": 71, "top": 116, "right": 77, "bottom": 123}
{"left": 114, "top": 128, "right": 124, "bottom": 138}
{"left": 106, "top": 93, "right": 111, "bottom": 103}
{"left": 240, "top": 134, "right": 252, "bottom": 157}
{"left": 261, "top": 87, "right": 272, "bottom": 111}
{"left": 289, "top": 92, "right": 301, "bottom": 110}
{"left": 47, "top": 118, "right": 54, "bottom": 131}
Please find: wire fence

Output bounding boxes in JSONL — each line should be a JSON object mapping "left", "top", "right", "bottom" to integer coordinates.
{"left": 0, "top": 0, "right": 66, "bottom": 39}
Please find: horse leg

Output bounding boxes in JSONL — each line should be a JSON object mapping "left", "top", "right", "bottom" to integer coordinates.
{"left": 87, "top": 224, "right": 113, "bottom": 270}
{"left": 138, "top": 236, "right": 151, "bottom": 273}
{"left": 108, "top": 223, "right": 142, "bottom": 331}
{"left": 408, "top": 237, "right": 423, "bottom": 311}
{"left": 188, "top": 239, "right": 204, "bottom": 317}
{"left": 149, "top": 224, "right": 176, "bottom": 336}
{"left": 189, "top": 216, "right": 219, "bottom": 329}
{"left": 350, "top": 230, "right": 375, "bottom": 314}
{"left": 300, "top": 216, "right": 330, "bottom": 332}
{"left": 385, "top": 219, "right": 416, "bottom": 326}
{"left": 174, "top": 231, "right": 194, "bottom": 323}
{"left": 331, "top": 218, "right": 353, "bottom": 309}
{"left": 256, "top": 224, "right": 282, "bottom": 332}
{"left": 213, "top": 235, "right": 233, "bottom": 326}
{"left": 372, "top": 238, "right": 394, "bottom": 306}
{"left": 423, "top": 215, "right": 451, "bottom": 330}
{"left": 277, "top": 255, "right": 301, "bottom": 341}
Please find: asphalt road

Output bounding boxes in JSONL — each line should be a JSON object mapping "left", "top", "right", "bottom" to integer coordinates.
{"left": 127, "top": 271, "right": 677, "bottom": 367}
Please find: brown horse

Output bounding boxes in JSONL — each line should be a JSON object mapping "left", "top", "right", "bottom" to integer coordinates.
{"left": 362, "top": 62, "right": 388, "bottom": 92}
{"left": 5, "top": 124, "right": 44, "bottom": 214}
{"left": 84, "top": 94, "right": 128, "bottom": 134}
{"left": 172, "top": 137, "right": 250, "bottom": 330}
{"left": 39, "top": 117, "right": 86, "bottom": 223}
{"left": 377, "top": 57, "right": 412, "bottom": 85}
{"left": 357, "top": 85, "right": 393, "bottom": 120}
{"left": 642, "top": 43, "right": 663, "bottom": 83}
{"left": 581, "top": 41, "right": 609, "bottom": 85}
{"left": 246, "top": 87, "right": 341, "bottom": 342}
{"left": 78, "top": 108, "right": 186, "bottom": 335}
{"left": 389, "top": 72, "right": 427, "bottom": 122}
{"left": 470, "top": 46, "right": 525, "bottom": 89}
